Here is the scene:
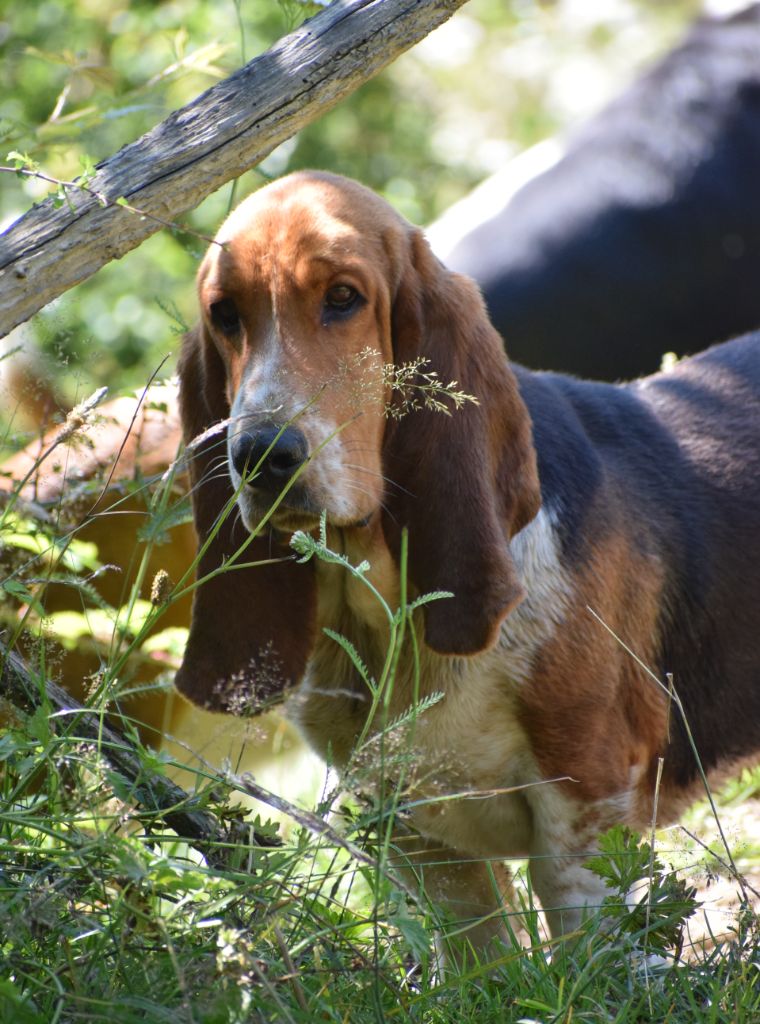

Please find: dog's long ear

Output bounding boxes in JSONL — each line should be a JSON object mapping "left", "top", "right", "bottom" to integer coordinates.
{"left": 382, "top": 230, "right": 541, "bottom": 656}
{"left": 174, "top": 325, "right": 316, "bottom": 714}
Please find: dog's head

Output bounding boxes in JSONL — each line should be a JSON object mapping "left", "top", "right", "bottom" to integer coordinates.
{"left": 175, "top": 171, "right": 540, "bottom": 713}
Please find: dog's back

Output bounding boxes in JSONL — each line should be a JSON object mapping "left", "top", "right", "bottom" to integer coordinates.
{"left": 516, "top": 334, "right": 760, "bottom": 798}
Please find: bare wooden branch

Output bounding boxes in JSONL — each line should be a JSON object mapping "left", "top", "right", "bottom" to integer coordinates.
{"left": 0, "top": 643, "right": 282, "bottom": 863}
{"left": 0, "top": 644, "right": 412, "bottom": 889}
{"left": 0, "top": 0, "right": 470, "bottom": 338}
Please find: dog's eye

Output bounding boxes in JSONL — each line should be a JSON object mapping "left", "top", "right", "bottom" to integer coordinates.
{"left": 323, "top": 284, "right": 363, "bottom": 322}
{"left": 210, "top": 298, "right": 240, "bottom": 336}
{"left": 326, "top": 284, "right": 356, "bottom": 308}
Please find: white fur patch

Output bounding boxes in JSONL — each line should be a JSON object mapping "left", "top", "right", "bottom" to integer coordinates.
{"left": 526, "top": 782, "right": 637, "bottom": 935}
{"left": 298, "top": 414, "right": 355, "bottom": 521}
{"left": 499, "top": 504, "right": 573, "bottom": 683}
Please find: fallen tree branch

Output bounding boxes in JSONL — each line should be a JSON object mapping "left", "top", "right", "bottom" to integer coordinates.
{"left": 0, "top": 0, "right": 470, "bottom": 337}
{"left": 0, "top": 642, "right": 282, "bottom": 863}
{"left": 0, "top": 643, "right": 414, "bottom": 892}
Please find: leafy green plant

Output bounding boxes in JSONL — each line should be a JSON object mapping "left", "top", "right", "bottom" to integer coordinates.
{"left": 585, "top": 825, "right": 699, "bottom": 955}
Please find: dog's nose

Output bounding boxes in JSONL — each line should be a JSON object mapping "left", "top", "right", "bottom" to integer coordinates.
{"left": 230, "top": 424, "right": 308, "bottom": 490}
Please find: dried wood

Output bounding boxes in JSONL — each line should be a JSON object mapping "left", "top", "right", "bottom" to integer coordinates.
{"left": 0, "top": 643, "right": 282, "bottom": 863}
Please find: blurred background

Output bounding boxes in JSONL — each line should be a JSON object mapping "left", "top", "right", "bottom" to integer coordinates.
{"left": 0, "top": 0, "right": 728, "bottom": 412}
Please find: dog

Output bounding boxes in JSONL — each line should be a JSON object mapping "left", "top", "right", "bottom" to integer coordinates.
{"left": 430, "top": 3, "right": 760, "bottom": 381}
{"left": 174, "top": 170, "right": 760, "bottom": 952}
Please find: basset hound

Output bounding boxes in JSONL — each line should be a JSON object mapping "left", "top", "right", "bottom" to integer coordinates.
{"left": 175, "top": 170, "right": 760, "bottom": 952}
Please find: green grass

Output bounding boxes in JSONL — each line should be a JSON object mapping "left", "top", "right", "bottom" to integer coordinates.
{"left": 2, "top": 704, "right": 759, "bottom": 1024}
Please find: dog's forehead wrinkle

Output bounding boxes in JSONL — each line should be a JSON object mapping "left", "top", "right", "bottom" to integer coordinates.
{"left": 221, "top": 181, "right": 400, "bottom": 275}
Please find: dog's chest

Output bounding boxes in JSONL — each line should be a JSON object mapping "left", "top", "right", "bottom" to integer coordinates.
{"left": 293, "top": 506, "right": 572, "bottom": 858}
{"left": 405, "top": 662, "right": 538, "bottom": 858}
{"left": 296, "top": 633, "right": 549, "bottom": 859}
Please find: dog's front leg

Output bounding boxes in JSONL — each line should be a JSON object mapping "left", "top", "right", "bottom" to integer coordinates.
{"left": 389, "top": 827, "right": 514, "bottom": 971}
{"left": 528, "top": 794, "right": 621, "bottom": 938}
{"left": 528, "top": 843, "right": 610, "bottom": 938}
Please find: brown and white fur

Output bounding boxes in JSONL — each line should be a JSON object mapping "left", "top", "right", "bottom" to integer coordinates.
{"left": 175, "top": 170, "right": 760, "bottom": 953}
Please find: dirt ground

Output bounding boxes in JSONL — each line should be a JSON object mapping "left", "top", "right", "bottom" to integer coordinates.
{"left": 677, "top": 796, "right": 760, "bottom": 954}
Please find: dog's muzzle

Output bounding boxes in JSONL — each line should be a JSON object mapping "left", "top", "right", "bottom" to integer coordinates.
{"left": 229, "top": 423, "right": 308, "bottom": 493}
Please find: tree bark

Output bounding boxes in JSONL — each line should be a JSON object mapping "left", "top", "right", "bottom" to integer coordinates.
{"left": 0, "top": 0, "right": 469, "bottom": 338}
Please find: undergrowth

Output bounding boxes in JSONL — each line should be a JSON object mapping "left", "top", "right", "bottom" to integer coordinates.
{"left": 2, "top": 671, "right": 759, "bottom": 1024}
{"left": 0, "top": 387, "right": 759, "bottom": 1024}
